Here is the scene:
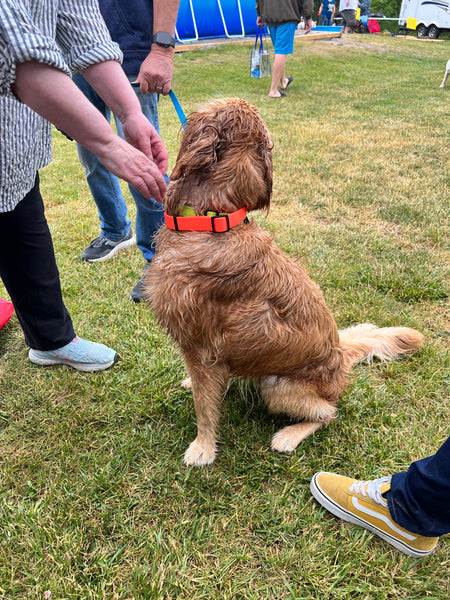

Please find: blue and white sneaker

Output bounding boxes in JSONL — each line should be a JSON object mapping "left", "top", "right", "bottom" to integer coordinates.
{"left": 28, "top": 336, "right": 117, "bottom": 372}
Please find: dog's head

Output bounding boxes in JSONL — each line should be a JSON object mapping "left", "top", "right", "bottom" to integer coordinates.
{"left": 165, "top": 98, "right": 273, "bottom": 216}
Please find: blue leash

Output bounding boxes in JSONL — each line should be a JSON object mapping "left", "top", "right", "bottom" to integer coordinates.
{"left": 169, "top": 89, "right": 188, "bottom": 130}
{"left": 131, "top": 83, "right": 187, "bottom": 130}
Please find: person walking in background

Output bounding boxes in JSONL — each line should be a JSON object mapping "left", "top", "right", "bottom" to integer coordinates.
{"left": 339, "top": 0, "right": 358, "bottom": 33}
{"left": 310, "top": 436, "right": 450, "bottom": 558}
{"left": 0, "top": 0, "right": 168, "bottom": 371}
{"left": 256, "top": 0, "right": 313, "bottom": 99}
{"left": 75, "top": 0, "right": 180, "bottom": 303}
{"left": 318, "top": 0, "right": 336, "bottom": 26}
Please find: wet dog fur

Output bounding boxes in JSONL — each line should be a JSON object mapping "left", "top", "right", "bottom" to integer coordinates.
{"left": 145, "top": 98, "right": 424, "bottom": 466}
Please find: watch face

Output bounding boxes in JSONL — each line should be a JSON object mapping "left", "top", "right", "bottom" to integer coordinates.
{"left": 154, "top": 32, "right": 175, "bottom": 47}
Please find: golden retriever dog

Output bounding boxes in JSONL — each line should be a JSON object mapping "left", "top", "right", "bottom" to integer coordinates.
{"left": 145, "top": 98, "right": 423, "bottom": 467}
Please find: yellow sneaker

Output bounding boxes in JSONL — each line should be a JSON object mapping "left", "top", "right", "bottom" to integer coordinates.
{"left": 310, "top": 472, "right": 439, "bottom": 558}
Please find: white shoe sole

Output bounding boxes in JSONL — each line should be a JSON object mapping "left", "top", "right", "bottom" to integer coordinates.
{"left": 28, "top": 349, "right": 117, "bottom": 372}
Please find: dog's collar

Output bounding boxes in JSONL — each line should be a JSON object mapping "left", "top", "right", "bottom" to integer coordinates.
{"left": 164, "top": 206, "right": 248, "bottom": 233}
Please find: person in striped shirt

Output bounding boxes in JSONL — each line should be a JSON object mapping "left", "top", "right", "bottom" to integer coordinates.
{"left": 0, "top": 0, "right": 168, "bottom": 371}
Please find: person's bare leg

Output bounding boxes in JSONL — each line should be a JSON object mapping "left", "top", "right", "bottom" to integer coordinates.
{"left": 268, "top": 54, "right": 287, "bottom": 98}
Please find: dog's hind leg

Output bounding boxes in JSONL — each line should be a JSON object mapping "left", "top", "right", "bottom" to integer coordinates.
{"left": 271, "top": 418, "right": 334, "bottom": 453}
{"left": 183, "top": 359, "right": 229, "bottom": 467}
{"left": 259, "top": 377, "right": 337, "bottom": 454}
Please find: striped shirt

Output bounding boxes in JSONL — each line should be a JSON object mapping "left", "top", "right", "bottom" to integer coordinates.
{"left": 0, "top": 0, "right": 123, "bottom": 212}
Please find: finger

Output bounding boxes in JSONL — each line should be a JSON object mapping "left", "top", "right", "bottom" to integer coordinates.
{"left": 134, "top": 175, "right": 160, "bottom": 202}
{"left": 161, "top": 80, "right": 171, "bottom": 96}
{"left": 158, "top": 154, "right": 168, "bottom": 177}
{"left": 153, "top": 168, "right": 168, "bottom": 200}
{"left": 151, "top": 139, "right": 169, "bottom": 175}
{"left": 141, "top": 168, "right": 166, "bottom": 203}
{"left": 133, "top": 178, "right": 151, "bottom": 199}
{"left": 136, "top": 132, "right": 153, "bottom": 159}
{"left": 139, "top": 76, "right": 149, "bottom": 94}
{"left": 141, "top": 157, "right": 167, "bottom": 198}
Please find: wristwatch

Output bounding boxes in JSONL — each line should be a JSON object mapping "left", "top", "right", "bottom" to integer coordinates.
{"left": 153, "top": 31, "right": 176, "bottom": 48}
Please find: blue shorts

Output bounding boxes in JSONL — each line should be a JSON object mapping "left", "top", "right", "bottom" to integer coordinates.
{"left": 268, "top": 22, "right": 297, "bottom": 55}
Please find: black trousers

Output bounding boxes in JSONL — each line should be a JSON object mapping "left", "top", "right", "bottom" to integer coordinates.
{"left": 0, "top": 173, "right": 75, "bottom": 350}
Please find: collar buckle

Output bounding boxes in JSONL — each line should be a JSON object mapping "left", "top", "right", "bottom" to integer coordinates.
{"left": 211, "top": 214, "right": 230, "bottom": 233}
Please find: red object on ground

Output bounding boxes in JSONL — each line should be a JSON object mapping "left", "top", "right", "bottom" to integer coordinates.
{"left": 0, "top": 298, "right": 14, "bottom": 329}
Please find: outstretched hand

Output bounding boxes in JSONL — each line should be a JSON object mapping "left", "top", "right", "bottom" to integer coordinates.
{"left": 121, "top": 111, "right": 168, "bottom": 177}
{"left": 97, "top": 136, "right": 167, "bottom": 202}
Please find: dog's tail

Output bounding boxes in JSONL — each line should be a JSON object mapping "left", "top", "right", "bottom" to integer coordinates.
{"left": 339, "top": 324, "right": 423, "bottom": 368}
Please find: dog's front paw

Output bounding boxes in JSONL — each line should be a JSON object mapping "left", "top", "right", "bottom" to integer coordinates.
{"left": 183, "top": 438, "right": 216, "bottom": 467}
{"left": 271, "top": 429, "right": 298, "bottom": 454}
{"left": 180, "top": 377, "right": 192, "bottom": 389}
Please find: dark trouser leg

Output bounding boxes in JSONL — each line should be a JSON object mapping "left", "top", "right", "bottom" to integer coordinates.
{"left": 388, "top": 436, "right": 450, "bottom": 536}
{"left": 0, "top": 174, "right": 75, "bottom": 350}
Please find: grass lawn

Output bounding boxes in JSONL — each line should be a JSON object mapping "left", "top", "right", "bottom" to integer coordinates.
{"left": 0, "top": 34, "right": 449, "bottom": 599}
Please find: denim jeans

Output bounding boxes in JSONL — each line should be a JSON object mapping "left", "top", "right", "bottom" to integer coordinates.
{"left": 73, "top": 73, "right": 166, "bottom": 262}
{"left": 321, "top": 13, "right": 333, "bottom": 26}
{"left": 387, "top": 436, "right": 450, "bottom": 537}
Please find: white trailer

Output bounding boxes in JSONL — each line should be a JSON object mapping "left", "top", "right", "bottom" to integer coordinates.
{"left": 399, "top": 0, "right": 450, "bottom": 38}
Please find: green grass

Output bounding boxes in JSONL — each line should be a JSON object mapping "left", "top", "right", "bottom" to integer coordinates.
{"left": 1, "top": 35, "right": 449, "bottom": 599}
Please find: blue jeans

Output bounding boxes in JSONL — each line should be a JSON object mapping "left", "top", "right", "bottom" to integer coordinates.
{"left": 73, "top": 73, "right": 166, "bottom": 262}
{"left": 388, "top": 436, "right": 450, "bottom": 537}
{"left": 321, "top": 13, "right": 333, "bottom": 26}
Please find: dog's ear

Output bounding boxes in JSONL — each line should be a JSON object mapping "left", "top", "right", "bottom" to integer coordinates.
{"left": 227, "top": 137, "right": 272, "bottom": 212}
{"left": 171, "top": 121, "right": 221, "bottom": 181}
{"left": 252, "top": 127, "right": 273, "bottom": 211}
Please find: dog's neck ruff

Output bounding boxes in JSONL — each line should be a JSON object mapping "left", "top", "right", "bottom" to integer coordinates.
{"left": 164, "top": 206, "right": 247, "bottom": 233}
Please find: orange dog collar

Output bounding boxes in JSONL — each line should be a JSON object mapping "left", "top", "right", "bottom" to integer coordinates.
{"left": 164, "top": 206, "right": 247, "bottom": 233}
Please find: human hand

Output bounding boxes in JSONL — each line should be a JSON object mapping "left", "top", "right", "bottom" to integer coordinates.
{"left": 121, "top": 111, "right": 168, "bottom": 177}
{"left": 135, "top": 46, "right": 174, "bottom": 95}
{"left": 98, "top": 135, "right": 167, "bottom": 202}
{"left": 256, "top": 16, "right": 265, "bottom": 28}
{"left": 304, "top": 19, "right": 313, "bottom": 34}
